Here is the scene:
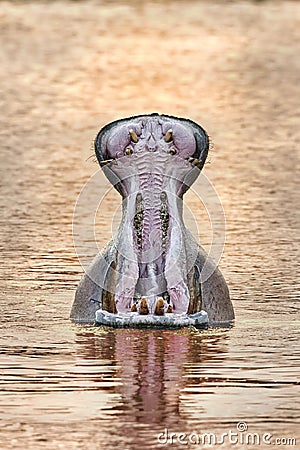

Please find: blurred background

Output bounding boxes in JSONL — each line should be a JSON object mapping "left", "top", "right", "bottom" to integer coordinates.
{"left": 0, "top": 1, "right": 299, "bottom": 449}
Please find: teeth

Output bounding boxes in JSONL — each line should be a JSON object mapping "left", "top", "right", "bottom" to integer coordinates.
{"left": 154, "top": 297, "right": 165, "bottom": 316}
{"left": 169, "top": 148, "right": 176, "bottom": 155}
{"left": 165, "top": 129, "right": 173, "bottom": 143}
{"left": 129, "top": 129, "right": 139, "bottom": 143}
{"left": 160, "top": 191, "right": 167, "bottom": 201}
{"left": 166, "top": 305, "right": 173, "bottom": 313}
{"left": 99, "top": 159, "right": 116, "bottom": 167}
{"left": 139, "top": 297, "right": 149, "bottom": 315}
{"left": 188, "top": 157, "right": 202, "bottom": 167}
{"left": 136, "top": 192, "right": 143, "bottom": 203}
{"left": 193, "top": 158, "right": 202, "bottom": 166}
{"left": 124, "top": 148, "right": 133, "bottom": 155}
{"left": 131, "top": 303, "right": 137, "bottom": 312}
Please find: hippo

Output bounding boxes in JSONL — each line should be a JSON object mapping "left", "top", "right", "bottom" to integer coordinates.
{"left": 70, "top": 114, "right": 234, "bottom": 327}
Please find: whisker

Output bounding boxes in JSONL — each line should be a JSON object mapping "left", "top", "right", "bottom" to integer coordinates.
{"left": 85, "top": 154, "right": 97, "bottom": 163}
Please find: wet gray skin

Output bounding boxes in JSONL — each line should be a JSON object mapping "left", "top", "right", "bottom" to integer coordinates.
{"left": 70, "top": 114, "right": 234, "bottom": 326}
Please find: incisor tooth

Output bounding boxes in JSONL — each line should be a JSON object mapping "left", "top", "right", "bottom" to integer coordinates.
{"left": 154, "top": 297, "right": 165, "bottom": 316}
{"left": 139, "top": 297, "right": 149, "bottom": 315}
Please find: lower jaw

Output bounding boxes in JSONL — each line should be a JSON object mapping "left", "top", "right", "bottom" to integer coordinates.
{"left": 95, "top": 308, "right": 208, "bottom": 329}
{"left": 101, "top": 228, "right": 202, "bottom": 318}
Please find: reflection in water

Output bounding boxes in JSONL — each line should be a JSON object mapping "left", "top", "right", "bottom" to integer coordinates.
{"left": 75, "top": 328, "right": 228, "bottom": 425}
{"left": 0, "top": 0, "right": 299, "bottom": 448}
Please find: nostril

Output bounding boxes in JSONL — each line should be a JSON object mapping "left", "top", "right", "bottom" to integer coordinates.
{"left": 146, "top": 135, "right": 157, "bottom": 152}
{"left": 146, "top": 146, "right": 157, "bottom": 152}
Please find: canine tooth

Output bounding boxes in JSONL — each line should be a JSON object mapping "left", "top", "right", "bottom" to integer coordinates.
{"left": 101, "top": 261, "right": 117, "bottom": 314}
{"left": 154, "top": 297, "right": 165, "bottom": 316}
{"left": 131, "top": 303, "right": 137, "bottom": 312}
{"left": 129, "top": 129, "right": 139, "bottom": 143}
{"left": 165, "top": 129, "right": 173, "bottom": 142}
{"left": 166, "top": 305, "right": 173, "bottom": 313}
{"left": 139, "top": 297, "right": 149, "bottom": 315}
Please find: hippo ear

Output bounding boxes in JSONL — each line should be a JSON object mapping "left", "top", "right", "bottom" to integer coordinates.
{"left": 94, "top": 121, "right": 125, "bottom": 197}
{"left": 176, "top": 122, "right": 209, "bottom": 198}
{"left": 162, "top": 114, "right": 209, "bottom": 169}
{"left": 192, "top": 125, "right": 209, "bottom": 171}
{"left": 94, "top": 121, "right": 115, "bottom": 163}
{"left": 94, "top": 130, "right": 104, "bottom": 162}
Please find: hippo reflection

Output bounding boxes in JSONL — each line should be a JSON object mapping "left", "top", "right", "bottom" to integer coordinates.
{"left": 74, "top": 328, "right": 229, "bottom": 425}
{"left": 70, "top": 114, "right": 234, "bottom": 326}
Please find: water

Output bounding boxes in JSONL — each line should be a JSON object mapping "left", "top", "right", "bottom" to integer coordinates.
{"left": 0, "top": 1, "right": 299, "bottom": 449}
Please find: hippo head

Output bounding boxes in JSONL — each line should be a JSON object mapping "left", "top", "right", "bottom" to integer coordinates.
{"left": 71, "top": 114, "right": 234, "bottom": 327}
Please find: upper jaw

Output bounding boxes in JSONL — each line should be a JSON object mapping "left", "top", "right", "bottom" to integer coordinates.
{"left": 96, "top": 114, "right": 208, "bottom": 176}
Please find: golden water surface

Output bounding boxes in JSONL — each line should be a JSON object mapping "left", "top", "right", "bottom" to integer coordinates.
{"left": 0, "top": 1, "right": 299, "bottom": 449}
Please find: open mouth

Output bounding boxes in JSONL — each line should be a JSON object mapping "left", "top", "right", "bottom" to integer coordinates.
{"left": 97, "top": 179, "right": 208, "bottom": 328}
{"left": 71, "top": 114, "right": 234, "bottom": 328}
{"left": 97, "top": 114, "right": 208, "bottom": 326}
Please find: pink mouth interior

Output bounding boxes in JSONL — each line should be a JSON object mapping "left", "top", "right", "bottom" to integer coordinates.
{"left": 101, "top": 116, "right": 201, "bottom": 315}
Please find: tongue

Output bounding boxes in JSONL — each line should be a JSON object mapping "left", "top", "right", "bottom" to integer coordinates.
{"left": 113, "top": 187, "right": 193, "bottom": 315}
